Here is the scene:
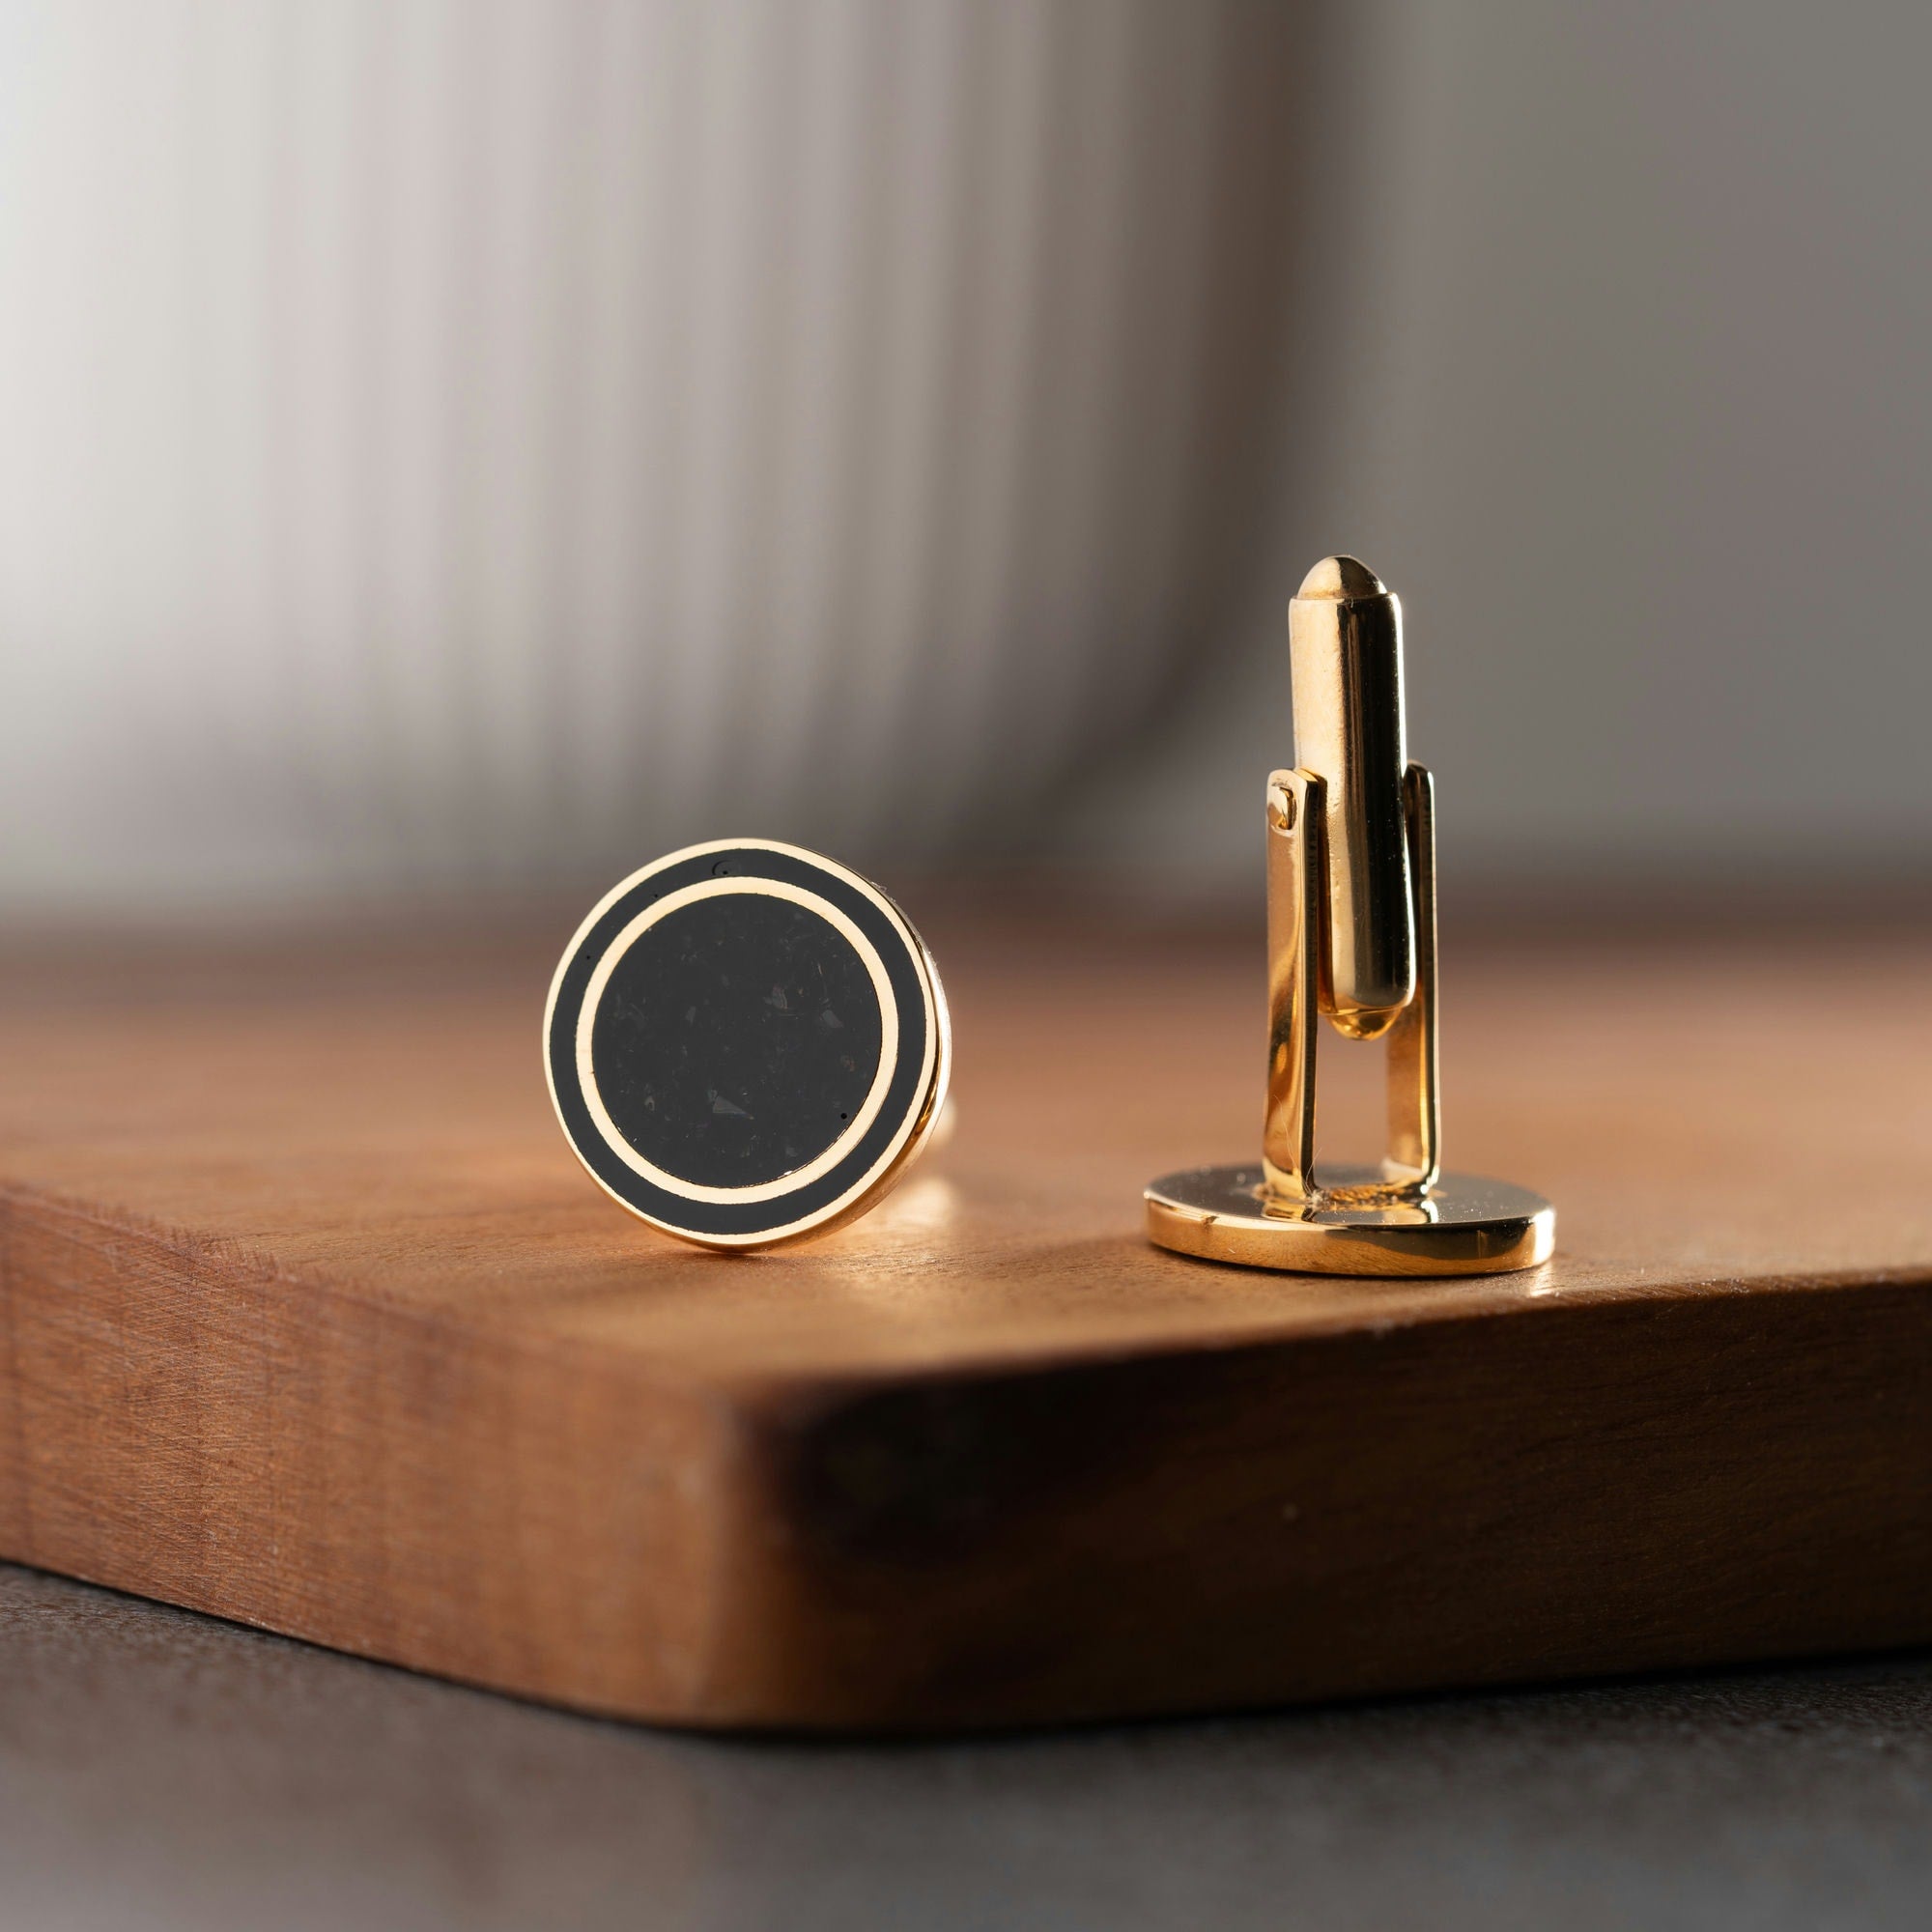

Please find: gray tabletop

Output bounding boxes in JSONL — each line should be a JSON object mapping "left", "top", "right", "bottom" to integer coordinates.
{"left": 3, "top": 1561, "right": 1927, "bottom": 1932}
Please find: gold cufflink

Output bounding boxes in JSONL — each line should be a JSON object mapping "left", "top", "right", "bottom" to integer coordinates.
{"left": 545, "top": 840, "right": 951, "bottom": 1250}
{"left": 1146, "top": 556, "right": 1555, "bottom": 1276}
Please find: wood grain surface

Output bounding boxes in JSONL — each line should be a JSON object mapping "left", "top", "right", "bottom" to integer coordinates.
{"left": 1, "top": 902, "right": 1928, "bottom": 1729}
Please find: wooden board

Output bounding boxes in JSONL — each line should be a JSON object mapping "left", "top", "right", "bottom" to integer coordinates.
{"left": 1, "top": 904, "right": 1928, "bottom": 1730}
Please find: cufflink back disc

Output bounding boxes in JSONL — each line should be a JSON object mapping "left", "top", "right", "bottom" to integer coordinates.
{"left": 545, "top": 839, "right": 951, "bottom": 1251}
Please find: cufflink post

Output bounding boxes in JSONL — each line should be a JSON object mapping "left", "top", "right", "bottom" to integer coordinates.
{"left": 1146, "top": 556, "right": 1554, "bottom": 1276}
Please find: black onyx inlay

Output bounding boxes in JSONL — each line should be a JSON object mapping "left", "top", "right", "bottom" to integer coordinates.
{"left": 587, "top": 894, "right": 883, "bottom": 1190}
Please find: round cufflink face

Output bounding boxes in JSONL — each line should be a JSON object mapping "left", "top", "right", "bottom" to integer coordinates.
{"left": 544, "top": 839, "right": 950, "bottom": 1250}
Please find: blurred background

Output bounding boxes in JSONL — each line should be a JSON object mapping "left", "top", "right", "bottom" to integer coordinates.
{"left": 1, "top": 0, "right": 1926, "bottom": 921}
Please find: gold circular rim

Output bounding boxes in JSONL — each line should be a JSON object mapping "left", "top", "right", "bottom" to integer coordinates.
{"left": 543, "top": 838, "right": 950, "bottom": 1251}
{"left": 576, "top": 876, "right": 900, "bottom": 1205}
{"left": 1145, "top": 1164, "right": 1555, "bottom": 1278}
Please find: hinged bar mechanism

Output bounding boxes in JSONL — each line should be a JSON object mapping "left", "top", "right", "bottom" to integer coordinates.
{"left": 1145, "top": 554, "right": 1551, "bottom": 1277}
{"left": 1264, "top": 557, "right": 1437, "bottom": 1204}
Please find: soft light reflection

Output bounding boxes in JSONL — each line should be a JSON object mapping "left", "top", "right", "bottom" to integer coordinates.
{"left": 863, "top": 1176, "right": 962, "bottom": 1236}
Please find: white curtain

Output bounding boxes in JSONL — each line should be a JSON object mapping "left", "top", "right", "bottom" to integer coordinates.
{"left": 0, "top": 0, "right": 1307, "bottom": 910}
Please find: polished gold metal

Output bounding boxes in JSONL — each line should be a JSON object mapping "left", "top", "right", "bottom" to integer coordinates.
{"left": 1382, "top": 761, "right": 1439, "bottom": 1192}
{"left": 1147, "top": 1166, "right": 1553, "bottom": 1277}
{"left": 1290, "top": 556, "right": 1414, "bottom": 1037}
{"left": 1148, "top": 554, "right": 1553, "bottom": 1277}
{"left": 1260, "top": 767, "right": 1321, "bottom": 1200}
